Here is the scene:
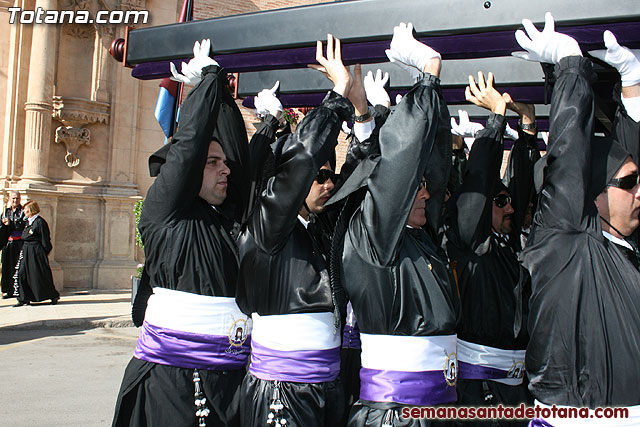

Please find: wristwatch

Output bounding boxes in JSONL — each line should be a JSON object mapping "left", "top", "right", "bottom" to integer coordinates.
{"left": 353, "top": 108, "right": 372, "bottom": 123}
{"left": 518, "top": 120, "right": 537, "bottom": 131}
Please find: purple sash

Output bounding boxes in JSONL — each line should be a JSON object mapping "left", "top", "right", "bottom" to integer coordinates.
{"left": 249, "top": 340, "right": 340, "bottom": 383}
{"left": 359, "top": 368, "right": 457, "bottom": 406}
{"left": 342, "top": 324, "right": 361, "bottom": 349}
{"left": 529, "top": 419, "right": 555, "bottom": 427}
{"left": 458, "top": 361, "right": 510, "bottom": 380}
{"left": 134, "top": 321, "right": 250, "bottom": 370}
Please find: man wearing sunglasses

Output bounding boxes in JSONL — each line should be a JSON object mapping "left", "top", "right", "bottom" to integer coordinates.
{"left": 234, "top": 35, "right": 355, "bottom": 427}
{"left": 514, "top": 16, "right": 640, "bottom": 424}
{"left": 327, "top": 24, "right": 461, "bottom": 426}
{"left": 596, "top": 166, "right": 640, "bottom": 269}
{"left": 445, "top": 71, "right": 533, "bottom": 425}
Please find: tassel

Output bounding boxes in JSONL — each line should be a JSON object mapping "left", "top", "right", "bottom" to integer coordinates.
{"left": 193, "top": 370, "right": 210, "bottom": 427}
{"left": 267, "top": 380, "right": 287, "bottom": 426}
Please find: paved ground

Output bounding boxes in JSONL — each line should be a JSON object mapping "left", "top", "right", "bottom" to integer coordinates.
{"left": 0, "top": 290, "right": 139, "bottom": 427}
{"left": 0, "top": 290, "right": 134, "bottom": 330}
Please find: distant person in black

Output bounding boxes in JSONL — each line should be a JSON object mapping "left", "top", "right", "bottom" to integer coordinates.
{"left": 445, "top": 74, "right": 536, "bottom": 427}
{"left": 1, "top": 191, "right": 26, "bottom": 298}
{"left": 13, "top": 200, "right": 59, "bottom": 307}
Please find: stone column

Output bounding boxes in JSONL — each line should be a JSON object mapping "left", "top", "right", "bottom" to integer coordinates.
{"left": 23, "top": 0, "right": 58, "bottom": 182}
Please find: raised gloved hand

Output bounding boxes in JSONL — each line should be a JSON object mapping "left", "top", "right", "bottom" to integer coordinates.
{"left": 589, "top": 31, "right": 640, "bottom": 87}
{"left": 385, "top": 22, "right": 441, "bottom": 72}
{"left": 504, "top": 123, "right": 519, "bottom": 140}
{"left": 254, "top": 81, "right": 283, "bottom": 120}
{"left": 170, "top": 39, "right": 219, "bottom": 85}
{"left": 512, "top": 12, "right": 582, "bottom": 64}
{"left": 387, "top": 53, "right": 422, "bottom": 83}
{"left": 364, "top": 69, "right": 390, "bottom": 107}
{"left": 451, "top": 110, "right": 484, "bottom": 138}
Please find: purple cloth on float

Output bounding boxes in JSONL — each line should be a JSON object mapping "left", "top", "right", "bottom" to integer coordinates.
{"left": 134, "top": 321, "right": 250, "bottom": 370}
{"left": 529, "top": 419, "right": 555, "bottom": 427}
{"left": 342, "top": 324, "right": 361, "bottom": 349}
{"left": 359, "top": 367, "right": 457, "bottom": 406}
{"left": 249, "top": 340, "right": 340, "bottom": 383}
{"left": 458, "top": 361, "right": 510, "bottom": 380}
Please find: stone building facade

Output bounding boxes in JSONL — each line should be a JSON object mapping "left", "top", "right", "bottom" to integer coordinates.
{"left": 0, "top": 0, "right": 336, "bottom": 291}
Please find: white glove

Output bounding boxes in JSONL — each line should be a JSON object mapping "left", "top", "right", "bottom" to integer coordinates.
{"left": 385, "top": 22, "right": 441, "bottom": 72}
{"left": 395, "top": 94, "right": 403, "bottom": 105}
{"left": 170, "top": 39, "right": 218, "bottom": 85}
{"left": 254, "top": 81, "right": 283, "bottom": 119}
{"left": 589, "top": 31, "right": 640, "bottom": 87}
{"left": 363, "top": 69, "right": 390, "bottom": 107}
{"left": 621, "top": 96, "right": 640, "bottom": 123}
{"left": 341, "top": 121, "right": 352, "bottom": 135}
{"left": 539, "top": 131, "right": 549, "bottom": 145}
{"left": 386, "top": 54, "right": 422, "bottom": 82}
{"left": 451, "top": 110, "right": 484, "bottom": 138}
{"left": 464, "top": 137, "right": 475, "bottom": 151}
{"left": 504, "top": 123, "right": 519, "bottom": 140}
{"left": 512, "top": 12, "right": 582, "bottom": 64}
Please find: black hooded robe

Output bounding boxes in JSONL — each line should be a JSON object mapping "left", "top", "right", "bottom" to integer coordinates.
{"left": 235, "top": 91, "right": 354, "bottom": 427}
{"left": 522, "top": 56, "right": 640, "bottom": 412}
{"left": 445, "top": 114, "right": 533, "bottom": 427}
{"left": 112, "top": 65, "right": 251, "bottom": 427}
{"left": 339, "top": 74, "right": 460, "bottom": 427}
{"left": 15, "top": 215, "right": 58, "bottom": 303}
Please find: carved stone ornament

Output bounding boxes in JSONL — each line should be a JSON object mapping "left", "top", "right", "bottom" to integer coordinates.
{"left": 52, "top": 96, "right": 110, "bottom": 126}
{"left": 55, "top": 126, "right": 90, "bottom": 168}
{"left": 52, "top": 97, "right": 110, "bottom": 168}
{"left": 119, "top": 0, "right": 146, "bottom": 11}
{"left": 62, "top": 0, "right": 94, "bottom": 38}
{"left": 63, "top": 23, "right": 95, "bottom": 38}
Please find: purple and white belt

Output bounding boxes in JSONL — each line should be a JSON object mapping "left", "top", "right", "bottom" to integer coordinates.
{"left": 359, "top": 333, "right": 458, "bottom": 406}
{"left": 457, "top": 339, "right": 525, "bottom": 385}
{"left": 249, "top": 312, "right": 341, "bottom": 383}
{"left": 134, "top": 287, "right": 251, "bottom": 370}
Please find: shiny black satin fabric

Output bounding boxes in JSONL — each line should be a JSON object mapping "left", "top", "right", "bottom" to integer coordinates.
{"left": 140, "top": 66, "right": 249, "bottom": 297}
{"left": 502, "top": 129, "right": 540, "bottom": 252}
{"left": 342, "top": 74, "right": 460, "bottom": 337}
{"left": 453, "top": 379, "right": 531, "bottom": 427}
{"left": 522, "top": 56, "right": 640, "bottom": 408}
{"left": 445, "top": 114, "right": 530, "bottom": 350}
{"left": 112, "top": 358, "right": 244, "bottom": 427}
{"left": 116, "top": 67, "right": 250, "bottom": 426}
{"left": 612, "top": 83, "right": 640, "bottom": 163}
{"left": 348, "top": 401, "right": 452, "bottom": 426}
{"left": 239, "top": 374, "right": 345, "bottom": 427}
{"left": 236, "top": 92, "right": 354, "bottom": 316}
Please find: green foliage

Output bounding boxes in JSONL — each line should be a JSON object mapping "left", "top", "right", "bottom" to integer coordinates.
{"left": 133, "top": 199, "right": 144, "bottom": 279}
{"left": 134, "top": 199, "right": 144, "bottom": 249}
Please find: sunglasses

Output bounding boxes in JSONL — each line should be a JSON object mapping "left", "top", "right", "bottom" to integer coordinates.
{"left": 493, "top": 194, "right": 512, "bottom": 208}
{"left": 315, "top": 169, "right": 339, "bottom": 184}
{"left": 608, "top": 172, "right": 640, "bottom": 191}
